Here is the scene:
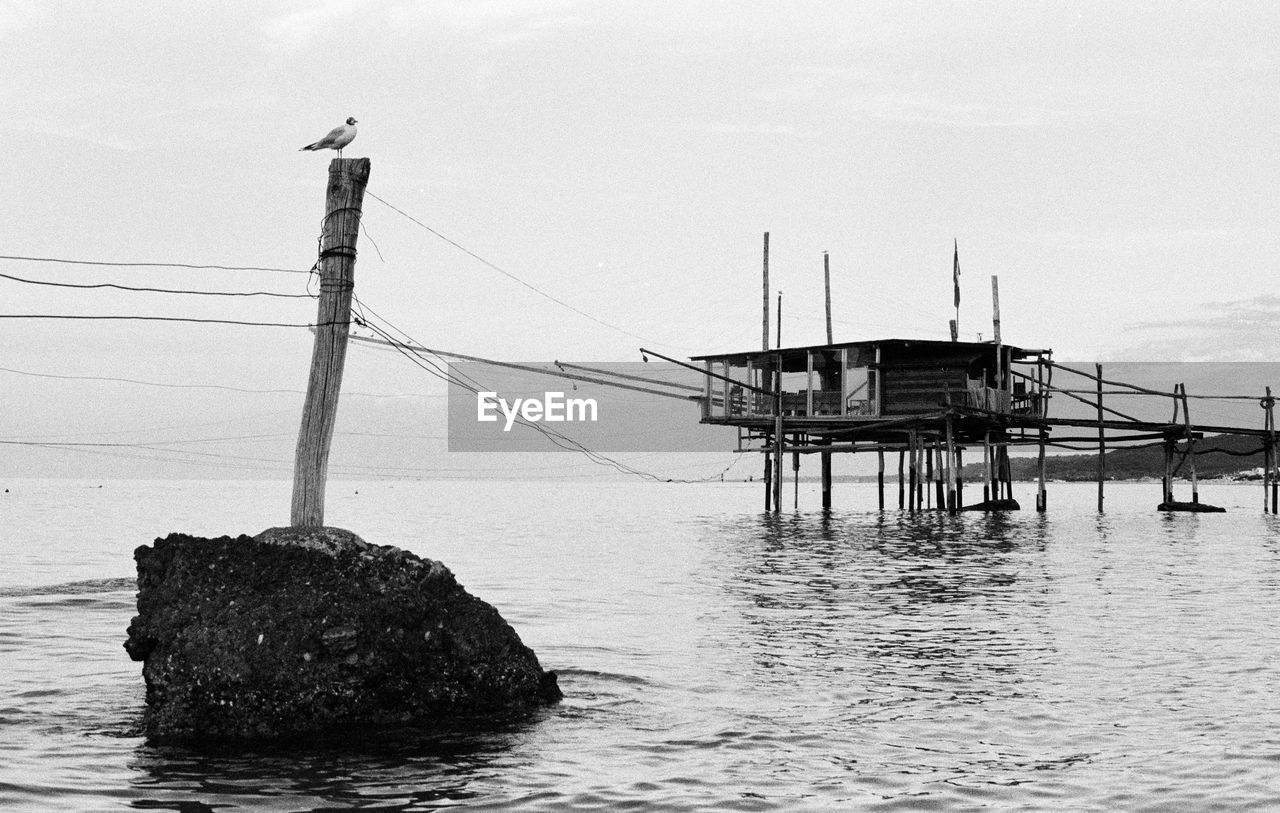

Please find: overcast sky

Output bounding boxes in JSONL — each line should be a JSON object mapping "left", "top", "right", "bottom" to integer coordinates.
{"left": 2, "top": 1, "right": 1277, "bottom": 479}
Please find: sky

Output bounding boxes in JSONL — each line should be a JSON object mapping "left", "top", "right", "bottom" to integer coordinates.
{"left": 2, "top": 0, "right": 1278, "bottom": 481}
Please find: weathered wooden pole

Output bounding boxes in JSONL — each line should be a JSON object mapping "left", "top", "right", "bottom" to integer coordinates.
{"left": 820, "top": 440, "right": 833, "bottom": 510}
{"left": 877, "top": 449, "right": 886, "bottom": 511}
{"left": 1036, "top": 429, "right": 1048, "bottom": 511}
{"left": 907, "top": 431, "right": 918, "bottom": 511}
{"left": 823, "top": 251, "right": 833, "bottom": 345}
{"left": 1181, "top": 383, "right": 1198, "bottom": 504}
{"left": 1163, "top": 435, "right": 1175, "bottom": 504}
{"left": 1096, "top": 363, "right": 1105, "bottom": 512}
{"left": 956, "top": 447, "right": 964, "bottom": 509}
{"left": 1267, "top": 387, "right": 1277, "bottom": 513}
{"left": 764, "top": 444, "right": 773, "bottom": 512}
{"left": 792, "top": 438, "right": 800, "bottom": 510}
{"left": 291, "top": 157, "right": 370, "bottom": 527}
{"left": 762, "top": 232, "right": 770, "bottom": 352}
{"left": 944, "top": 416, "right": 958, "bottom": 514}
{"left": 931, "top": 437, "right": 942, "bottom": 509}
{"left": 898, "top": 449, "right": 906, "bottom": 509}
{"left": 776, "top": 292, "right": 783, "bottom": 349}
{"left": 983, "top": 431, "right": 993, "bottom": 503}
{"left": 773, "top": 381, "right": 784, "bottom": 513}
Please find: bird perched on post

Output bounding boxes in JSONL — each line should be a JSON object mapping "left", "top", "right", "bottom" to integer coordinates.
{"left": 300, "top": 117, "right": 358, "bottom": 159}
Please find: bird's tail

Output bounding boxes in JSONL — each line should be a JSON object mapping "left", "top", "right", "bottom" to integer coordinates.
{"left": 299, "top": 143, "right": 318, "bottom": 151}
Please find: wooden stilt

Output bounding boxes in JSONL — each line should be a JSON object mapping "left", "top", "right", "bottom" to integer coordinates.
{"left": 931, "top": 437, "right": 942, "bottom": 509}
{"left": 773, "top": 429, "right": 784, "bottom": 513}
{"left": 898, "top": 449, "right": 905, "bottom": 509}
{"left": 908, "top": 432, "right": 918, "bottom": 511}
{"left": 956, "top": 447, "right": 965, "bottom": 510}
{"left": 764, "top": 445, "right": 773, "bottom": 512}
{"left": 999, "top": 441, "right": 1013, "bottom": 502}
{"left": 1036, "top": 429, "right": 1047, "bottom": 512}
{"left": 983, "top": 432, "right": 992, "bottom": 504}
{"left": 792, "top": 439, "right": 800, "bottom": 510}
{"left": 1096, "top": 362, "right": 1105, "bottom": 513}
{"left": 821, "top": 442, "right": 833, "bottom": 511}
{"left": 1181, "top": 384, "right": 1198, "bottom": 504}
{"left": 944, "top": 416, "right": 958, "bottom": 514}
{"left": 877, "top": 449, "right": 885, "bottom": 511}
{"left": 1266, "top": 388, "right": 1276, "bottom": 514}
{"left": 1163, "top": 436, "right": 1175, "bottom": 504}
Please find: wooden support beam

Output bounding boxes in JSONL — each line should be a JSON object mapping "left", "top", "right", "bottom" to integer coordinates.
{"left": 1181, "top": 383, "right": 1198, "bottom": 504}
{"left": 823, "top": 251, "right": 833, "bottom": 345}
{"left": 792, "top": 436, "right": 800, "bottom": 510}
{"left": 898, "top": 449, "right": 905, "bottom": 509}
{"left": 877, "top": 449, "right": 885, "bottom": 511}
{"left": 764, "top": 445, "right": 773, "bottom": 512}
{"left": 773, "top": 409, "right": 784, "bottom": 513}
{"left": 983, "top": 432, "right": 993, "bottom": 503}
{"left": 1096, "top": 362, "right": 1105, "bottom": 513}
{"left": 1265, "top": 387, "right": 1275, "bottom": 514}
{"left": 291, "top": 157, "right": 370, "bottom": 528}
{"left": 761, "top": 232, "right": 769, "bottom": 352}
{"left": 945, "top": 415, "right": 958, "bottom": 514}
{"left": 1036, "top": 429, "right": 1047, "bottom": 511}
{"left": 908, "top": 431, "right": 918, "bottom": 511}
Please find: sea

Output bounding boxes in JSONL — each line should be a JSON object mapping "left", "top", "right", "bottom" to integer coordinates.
{"left": 3, "top": 477, "right": 1280, "bottom": 812}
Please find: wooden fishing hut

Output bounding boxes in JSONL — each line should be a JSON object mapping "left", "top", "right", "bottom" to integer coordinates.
{"left": 689, "top": 338, "right": 1050, "bottom": 513}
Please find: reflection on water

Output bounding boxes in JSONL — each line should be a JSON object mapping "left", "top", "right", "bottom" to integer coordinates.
{"left": 6, "top": 481, "right": 1280, "bottom": 811}
{"left": 126, "top": 714, "right": 547, "bottom": 811}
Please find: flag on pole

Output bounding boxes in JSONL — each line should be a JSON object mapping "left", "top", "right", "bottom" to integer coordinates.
{"left": 953, "top": 239, "right": 961, "bottom": 309}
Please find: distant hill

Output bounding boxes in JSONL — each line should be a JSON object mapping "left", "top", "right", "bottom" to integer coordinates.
{"left": 962, "top": 433, "right": 1270, "bottom": 482}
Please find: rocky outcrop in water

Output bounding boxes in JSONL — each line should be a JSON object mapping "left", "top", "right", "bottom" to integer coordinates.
{"left": 124, "top": 527, "right": 561, "bottom": 741}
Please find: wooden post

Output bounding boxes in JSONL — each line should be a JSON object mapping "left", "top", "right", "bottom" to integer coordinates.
{"left": 1036, "top": 429, "right": 1047, "bottom": 511}
{"left": 1264, "top": 389, "right": 1274, "bottom": 514}
{"left": 925, "top": 437, "right": 935, "bottom": 509}
{"left": 1163, "top": 435, "right": 1175, "bottom": 504}
{"left": 792, "top": 438, "right": 800, "bottom": 510}
{"left": 821, "top": 440, "right": 833, "bottom": 511}
{"left": 877, "top": 449, "right": 886, "bottom": 511}
{"left": 291, "top": 158, "right": 370, "bottom": 527}
{"left": 907, "top": 431, "right": 918, "bottom": 511}
{"left": 764, "top": 444, "right": 773, "bottom": 512}
{"left": 934, "top": 440, "right": 944, "bottom": 510}
{"left": 898, "top": 449, "right": 906, "bottom": 509}
{"left": 956, "top": 447, "right": 964, "bottom": 509}
{"left": 1096, "top": 362, "right": 1105, "bottom": 512}
{"left": 824, "top": 251, "right": 833, "bottom": 345}
{"left": 776, "top": 292, "right": 782, "bottom": 349}
{"left": 983, "top": 432, "right": 992, "bottom": 503}
{"left": 945, "top": 416, "right": 958, "bottom": 514}
{"left": 1264, "top": 389, "right": 1271, "bottom": 514}
{"left": 1181, "top": 383, "right": 1198, "bottom": 504}
{"left": 773, "top": 373, "right": 784, "bottom": 512}
{"left": 991, "top": 276, "right": 1001, "bottom": 344}
{"left": 999, "top": 440, "right": 1013, "bottom": 501}
{"left": 762, "top": 232, "right": 770, "bottom": 352}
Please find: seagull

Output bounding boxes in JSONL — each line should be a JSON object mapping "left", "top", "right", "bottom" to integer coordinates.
{"left": 300, "top": 117, "right": 358, "bottom": 158}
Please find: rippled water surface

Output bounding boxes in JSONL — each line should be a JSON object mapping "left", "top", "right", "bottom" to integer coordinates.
{"left": 4, "top": 478, "right": 1280, "bottom": 811}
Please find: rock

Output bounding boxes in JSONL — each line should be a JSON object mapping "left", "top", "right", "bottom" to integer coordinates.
{"left": 124, "top": 527, "right": 561, "bottom": 741}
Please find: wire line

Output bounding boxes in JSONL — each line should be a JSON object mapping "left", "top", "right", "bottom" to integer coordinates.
{"left": 0, "top": 254, "right": 308, "bottom": 274}
{"left": 0, "top": 271, "right": 312, "bottom": 298}
{"left": 365, "top": 190, "right": 658, "bottom": 344}
{"left": 0, "top": 315, "right": 342, "bottom": 328}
